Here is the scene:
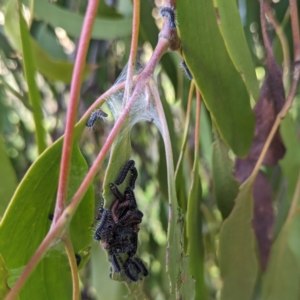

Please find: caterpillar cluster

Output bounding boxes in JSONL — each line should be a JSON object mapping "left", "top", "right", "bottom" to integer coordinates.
{"left": 94, "top": 160, "right": 148, "bottom": 282}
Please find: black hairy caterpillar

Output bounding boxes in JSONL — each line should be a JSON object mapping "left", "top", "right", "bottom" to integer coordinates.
{"left": 86, "top": 109, "right": 108, "bottom": 128}
{"left": 160, "top": 6, "right": 177, "bottom": 30}
{"left": 180, "top": 60, "right": 193, "bottom": 80}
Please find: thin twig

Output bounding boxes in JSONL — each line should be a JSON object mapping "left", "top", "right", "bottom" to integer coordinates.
{"left": 264, "top": 5, "right": 291, "bottom": 74}
{"left": 175, "top": 82, "right": 195, "bottom": 178}
{"left": 194, "top": 90, "right": 201, "bottom": 165}
{"left": 54, "top": 0, "right": 100, "bottom": 223}
{"left": 289, "top": 0, "right": 300, "bottom": 62}
{"left": 166, "top": 0, "right": 176, "bottom": 7}
{"left": 123, "top": 0, "right": 140, "bottom": 107}
{"left": 260, "top": 1, "right": 273, "bottom": 65}
{"left": 0, "top": 77, "right": 29, "bottom": 106}
{"left": 62, "top": 234, "right": 80, "bottom": 300}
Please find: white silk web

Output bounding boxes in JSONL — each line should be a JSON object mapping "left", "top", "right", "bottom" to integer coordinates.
{"left": 106, "top": 63, "right": 162, "bottom": 135}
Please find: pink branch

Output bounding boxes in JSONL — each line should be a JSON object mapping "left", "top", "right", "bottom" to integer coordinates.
{"left": 289, "top": 0, "right": 300, "bottom": 61}
{"left": 54, "top": 0, "right": 100, "bottom": 223}
{"left": 123, "top": 0, "right": 140, "bottom": 106}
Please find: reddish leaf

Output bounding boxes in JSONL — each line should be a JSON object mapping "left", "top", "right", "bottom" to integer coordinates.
{"left": 234, "top": 1, "right": 286, "bottom": 271}
{"left": 252, "top": 171, "right": 274, "bottom": 270}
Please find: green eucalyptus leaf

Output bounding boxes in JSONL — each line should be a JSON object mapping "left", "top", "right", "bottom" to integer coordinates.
{"left": 273, "top": 115, "right": 300, "bottom": 236}
{"left": 156, "top": 100, "right": 194, "bottom": 297}
{"left": 212, "top": 133, "right": 239, "bottom": 219}
{"left": 4, "top": 0, "right": 91, "bottom": 83}
{"left": 102, "top": 125, "right": 132, "bottom": 206}
{"left": 0, "top": 254, "right": 10, "bottom": 299}
{"left": 0, "top": 136, "right": 18, "bottom": 217}
{"left": 187, "top": 161, "right": 205, "bottom": 299}
{"left": 219, "top": 179, "right": 258, "bottom": 300}
{"left": 279, "top": 115, "right": 300, "bottom": 203}
{"left": 0, "top": 129, "right": 94, "bottom": 298}
{"left": 177, "top": 0, "right": 255, "bottom": 157}
{"left": 215, "top": 0, "right": 259, "bottom": 101}
{"left": 262, "top": 212, "right": 300, "bottom": 300}
{"left": 200, "top": 103, "right": 213, "bottom": 171}
{"left": 32, "top": 22, "right": 67, "bottom": 61}
{"left": 23, "top": 0, "right": 132, "bottom": 39}
{"left": 18, "top": 1, "right": 47, "bottom": 153}
{"left": 91, "top": 244, "right": 127, "bottom": 300}
{"left": 178, "top": 256, "right": 195, "bottom": 299}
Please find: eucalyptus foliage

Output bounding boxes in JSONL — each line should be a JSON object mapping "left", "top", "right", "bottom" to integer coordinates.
{"left": 0, "top": 0, "right": 299, "bottom": 299}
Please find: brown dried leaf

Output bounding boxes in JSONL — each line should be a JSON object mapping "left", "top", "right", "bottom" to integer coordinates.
{"left": 252, "top": 171, "right": 274, "bottom": 271}
{"left": 234, "top": 0, "right": 286, "bottom": 271}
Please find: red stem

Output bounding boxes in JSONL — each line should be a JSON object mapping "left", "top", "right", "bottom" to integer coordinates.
{"left": 54, "top": 0, "right": 100, "bottom": 223}
{"left": 289, "top": 0, "right": 300, "bottom": 62}
{"left": 124, "top": 0, "right": 140, "bottom": 106}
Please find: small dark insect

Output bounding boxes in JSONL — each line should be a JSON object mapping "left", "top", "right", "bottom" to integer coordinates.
{"left": 94, "top": 210, "right": 113, "bottom": 241}
{"left": 120, "top": 209, "right": 143, "bottom": 224}
{"left": 86, "top": 109, "right": 108, "bottom": 128}
{"left": 111, "top": 199, "right": 121, "bottom": 223}
{"left": 110, "top": 252, "right": 121, "bottom": 273}
{"left": 115, "top": 199, "right": 131, "bottom": 218}
{"left": 117, "top": 210, "right": 132, "bottom": 225}
{"left": 110, "top": 183, "right": 124, "bottom": 201}
{"left": 180, "top": 60, "right": 193, "bottom": 80}
{"left": 48, "top": 213, "right": 54, "bottom": 221}
{"left": 124, "top": 188, "right": 137, "bottom": 209}
{"left": 115, "top": 160, "right": 136, "bottom": 186}
{"left": 117, "top": 226, "right": 135, "bottom": 237}
{"left": 129, "top": 167, "right": 138, "bottom": 190}
{"left": 123, "top": 259, "right": 139, "bottom": 282}
{"left": 160, "top": 6, "right": 177, "bottom": 30}
{"left": 95, "top": 199, "right": 104, "bottom": 220}
{"left": 131, "top": 257, "right": 148, "bottom": 276}
{"left": 75, "top": 254, "right": 81, "bottom": 266}
{"left": 127, "top": 233, "right": 138, "bottom": 257}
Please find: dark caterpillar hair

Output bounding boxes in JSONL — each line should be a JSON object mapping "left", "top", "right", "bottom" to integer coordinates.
{"left": 109, "top": 252, "right": 121, "bottom": 273}
{"left": 123, "top": 259, "right": 139, "bottom": 282}
{"left": 115, "top": 160, "right": 135, "bottom": 186}
{"left": 75, "top": 254, "right": 81, "bottom": 266}
{"left": 94, "top": 210, "right": 113, "bottom": 241}
{"left": 95, "top": 198, "right": 104, "bottom": 220}
{"left": 129, "top": 167, "right": 138, "bottom": 190}
{"left": 160, "top": 6, "right": 177, "bottom": 30}
{"left": 109, "top": 183, "right": 124, "bottom": 201}
{"left": 180, "top": 60, "right": 193, "bottom": 80}
{"left": 86, "top": 109, "right": 108, "bottom": 128}
{"left": 129, "top": 257, "right": 148, "bottom": 277}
